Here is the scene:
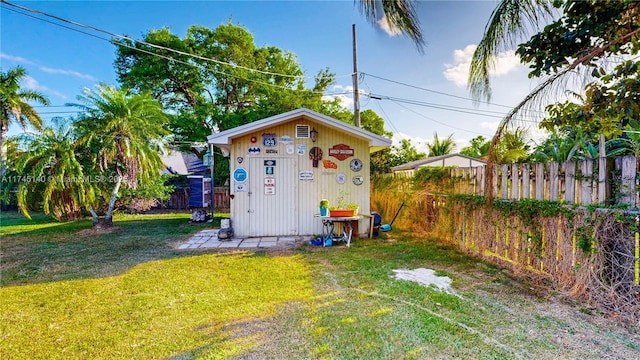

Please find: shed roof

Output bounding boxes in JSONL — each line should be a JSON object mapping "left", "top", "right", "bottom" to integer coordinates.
{"left": 391, "top": 153, "right": 486, "bottom": 171}
{"left": 207, "top": 108, "right": 392, "bottom": 155}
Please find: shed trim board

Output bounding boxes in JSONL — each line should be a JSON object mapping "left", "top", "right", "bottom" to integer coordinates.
{"left": 208, "top": 108, "right": 392, "bottom": 237}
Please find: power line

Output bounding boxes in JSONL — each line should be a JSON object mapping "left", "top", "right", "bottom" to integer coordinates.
{"left": 366, "top": 93, "right": 541, "bottom": 124}
{"left": 362, "top": 72, "right": 521, "bottom": 110}
{"left": 1, "top": 0, "right": 352, "bottom": 81}
{"left": 389, "top": 99, "right": 493, "bottom": 137}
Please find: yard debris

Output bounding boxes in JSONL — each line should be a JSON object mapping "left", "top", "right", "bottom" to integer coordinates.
{"left": 190, "top": 210, "right": 209, "bottom": 222}
{"left": 392, "top": 268, "right": 455, "bottom": 294}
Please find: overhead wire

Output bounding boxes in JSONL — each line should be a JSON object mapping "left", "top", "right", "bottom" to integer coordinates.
{"left": 389, "top": 99, "right": 493, "bottom": 137}
{"left": 0, "top": 1, "right": 348, "bottom": 97}
{"left": 2, "top": 0, "right": 544, "bottom": 138}
{"left": 362, "top": 72, "right": 548, "bottom": 115}
{"left": 1, "top": 0, "right": 352, "bottom": 81}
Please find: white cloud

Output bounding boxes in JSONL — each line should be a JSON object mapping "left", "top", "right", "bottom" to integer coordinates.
{"left": 323, "top": 84, "right": 355, "bottom": 109}
{"left": 23, "top": 75, "right": 67, "bottom": 100}
{"left": 0, "top": 52, "right": 35, "bottom": 65}
{"left": 480, "top": 120, "right": 500, "bottom": 131}
{"left": 377, "top": 15, "right": 402, "bottom": 37}
{"left": 39, "top": 66, "right": 96, "bottom": 81}
{"left": 443, "top": 44, "right": 522, "bottom": 88}
{"left": 1, "top": 52, "right": 96, "bottom": 81}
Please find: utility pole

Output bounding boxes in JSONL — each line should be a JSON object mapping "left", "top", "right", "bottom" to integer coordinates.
{"left": 352, "top": 24, "right": 360, "bottom": 127}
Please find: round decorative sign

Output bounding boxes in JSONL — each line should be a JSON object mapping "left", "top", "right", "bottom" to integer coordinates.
{"left": 336, "top": 173, "right": 347, "bottom": 184}
{"left": 350, "top": 158, "right": 363, "bottom": 172}
{"left": 233, "top": 168, "right": 248, "bottom": 183}
{"left": 353, "top": 175, "right": 364, "bottom": 185}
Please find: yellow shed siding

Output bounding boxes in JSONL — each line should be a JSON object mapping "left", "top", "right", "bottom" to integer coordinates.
{"left": 228, "top": 116, "right": 371, "bottom": 237}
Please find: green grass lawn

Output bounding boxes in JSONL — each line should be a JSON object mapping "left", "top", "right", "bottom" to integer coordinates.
{"left": 1, "top": 211, "right": 638, "bottom": 359}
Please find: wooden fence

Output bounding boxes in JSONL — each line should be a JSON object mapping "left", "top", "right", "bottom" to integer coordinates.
{"left": 416, "top": 155, "right": 640, "bottom": 317}
{"left": 450, "top": 155, "right": 638, "bottom": 207}
{"left": 166, "top": 186, "right": 230, "bottom": 210}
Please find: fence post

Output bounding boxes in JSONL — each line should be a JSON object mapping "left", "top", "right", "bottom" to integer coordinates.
{"left": 535, "top": 163, "right": 545, "bottom": 200}
{"left": 501, "top": 164, "right": 509, "bottom": 199}
{"left": 579, "top": 159, "right": 594, "bottom": 205}
{"left": 522, "top": 163, "right": 530, "bottom": 199}
{"left": 618, "top": 156, "right": 637, "bottom": 207}
{"left": 598, "top": 135, "right": 608, "bottom": 204}
{"left": 476, "top": 165, "right": 485, "bottom": 196}
{"left": 511, "top": 163, "right": 520, "bottom": 200}
{"left": 549, "top": 162, "right": 559, "bottom": 201}
{"left": 563, "top": 160, "right": 576, "bottom": 204}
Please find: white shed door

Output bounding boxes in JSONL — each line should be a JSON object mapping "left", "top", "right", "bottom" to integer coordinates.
{"left": 248, "top": 157, "right": 297, "bottom": 236}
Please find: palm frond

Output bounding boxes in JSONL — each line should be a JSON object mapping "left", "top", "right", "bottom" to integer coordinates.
{"left": 356, "top": 0, "right": 424, "bottom": 52}
{"left": 468, "top": 0, "right": 554, "bottom": 102}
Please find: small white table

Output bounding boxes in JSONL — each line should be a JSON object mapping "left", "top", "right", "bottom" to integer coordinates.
{"left": 316, "top": 215, "right": 360, "bottom": 247}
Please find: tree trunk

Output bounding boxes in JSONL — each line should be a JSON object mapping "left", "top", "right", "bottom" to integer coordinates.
{"left": 89, "top": 206, "right": 100, "bottom": 226}
{"left": 0, "top": 124, "right": 7, "bottom": 167}
{"left": 104, "top": 175, "right": 122, "bottom": 223}
{"left": 91, "top": 175, "right": 122, "bottom": 228}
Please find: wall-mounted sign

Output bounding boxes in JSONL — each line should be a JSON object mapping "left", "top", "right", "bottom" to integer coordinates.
{"left": 248, "top": 147, "right": 261, "bottom": 155}
{"left": 264, "top": 160, "right": 276, "bottom": 166}
{"left": 322, "top": 159, "right": 337, "bottom": 169}
{"left": 299, "top": 170, "right": 314, "bottom": 181}
{"left": 234, "top": 183, "right": 247, "bottom": 192}
{"left": 265, "top": 149, "right": 278, "bottom": 154}
{"left": 250, "top": 136, "right": 257, "bottom": 143}
{"left": 265, "top": 167, "right": 274, "bottom": 175}
{"left": 350, "top": 158, "right": 363, "bottom": 172}
{"left": 279, "top": 135, "right": 293, "bottom": 145}
{"left": 336, "top": 173, "right": 347, "bottom": 184}
{"left": 353, "top": 175, "right": 364, "bottom": 185}
{"left": 297, "top": 144, "right": 306, "bottom": 156}
{"left": 309, "top": 147, "right": 322, "bottom": 168}
{"left": 286, "top": 144, "right": 294, "bottom": 154}
{"left": 233, "top": 168, "right": 248, "bottom": 183}
{"left": 264, "top": 177, "right": 275, "bottom": 195}
{"left": 329, "top": 144, "right": 354, "bottom": 161}
{"left": 263, "top": 133, "right": 277, "bottom": 147}
{"left": 237, "top": 157, "right": 244, "bottom": 164}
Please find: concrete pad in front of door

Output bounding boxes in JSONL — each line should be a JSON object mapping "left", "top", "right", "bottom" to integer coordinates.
{"left": 177, "top": 229, "right": 309, "bottom": 250}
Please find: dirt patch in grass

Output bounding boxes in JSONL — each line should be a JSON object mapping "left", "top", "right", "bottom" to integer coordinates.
{"left": 76, "top": 226, "right": 123, "bottom": 236}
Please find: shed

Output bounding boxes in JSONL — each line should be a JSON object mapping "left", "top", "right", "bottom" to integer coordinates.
{"left": 207, "top": 108, "right": 392, "bottom": 237}
{"left": 392, "top": 153, "right": 486, "bottom": 177}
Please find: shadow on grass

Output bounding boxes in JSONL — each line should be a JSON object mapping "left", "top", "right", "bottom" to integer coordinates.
{"left": 0, "top": 211, "right": 229, "bottom": 286}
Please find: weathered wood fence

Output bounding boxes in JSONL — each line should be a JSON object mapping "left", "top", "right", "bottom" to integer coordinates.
{"left": 166, "top": 186, "right": 230, "bottom": 210}
{"left": 419, "top": 156, "right": 640, "bottom": 318}
{"left": 450, "top": 155, "right": 638, "bottom": 206}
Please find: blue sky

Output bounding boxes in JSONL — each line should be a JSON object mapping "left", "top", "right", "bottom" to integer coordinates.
{"left": 1, "top": 0, "right": 545, "bottom": 151}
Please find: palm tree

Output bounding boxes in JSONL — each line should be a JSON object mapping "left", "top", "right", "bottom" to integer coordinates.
{"left": 495, "top": 127, "right": 531, "bottom": 163}
{"left": 426, "top": 132, "right": 456, "bottom": 157}
{"left": 0, "top": 66, "right": 50, "bottom": 162}
{"left": 356, "top": 0, "right": 425, "bottom": 52}
{"left": 468, "top": 0, "right": 554, "bottom": 103}
{"left": 73, "top": 85, "right": 169, "bottom": 227}
{"left": 460, "top": 135, "right": 491, "bottom": 159}
{"left": 8, "top": 120, "right": 94, "bottom": 221}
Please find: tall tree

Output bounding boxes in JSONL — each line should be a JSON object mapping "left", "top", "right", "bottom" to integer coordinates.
{"left": 0, "top": 66, "right": 49, "bottom": 162}
{"left": 495, "top": 127, "right": 531, "bottom": 163}
{"left": 115, "top": 23, "right": 334, "bottom": 140}
{"left": 7, "top": 121, "right": 94, "bottom": 221}
{"left": 394, "top": 138, "right": 426, "bottom": 163}
{"left": 460, "top": 135, "right": 491, "bottom": 159}
{"left": 73, "top": 85, "right": 169, "bottom": 227}
{"left": 426, "top": 132, "right": 456, "bottom": 157}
